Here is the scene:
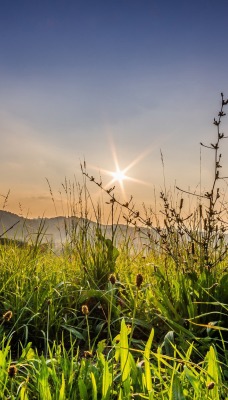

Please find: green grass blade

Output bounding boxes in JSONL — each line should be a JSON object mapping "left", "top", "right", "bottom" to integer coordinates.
{"left": 59, "top": 373, "right": 66, "bottom": 400}
{"left": 78, "top": 377, "right": 88, "bottom": 400}
{"left": 183, "top": 365, "right": 200, "bottom": 393}
{"left": 206, "top": 346, "right": 221, "bottom": 399}
{"left": 120, "top": 319, "right": 130, "bottom": 383}
{"left": 91, "top": 372, "right": 97, "bottom": 400}
{"left": 102, "top": 358, "right": 111, "bottom": 399}
{"left": 144, "top": 328, "right": 154, "bottom": 394}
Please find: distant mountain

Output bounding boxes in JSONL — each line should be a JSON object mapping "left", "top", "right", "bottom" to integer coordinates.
{"left": 0, "top": 210, "right": 149, "bottom": 249}
{"left": 0, "top": 210, "right": 82, "bottom": 246}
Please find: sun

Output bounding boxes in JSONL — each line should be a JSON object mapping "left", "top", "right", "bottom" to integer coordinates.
{"left": 88, "top": 138, "right": 153, "bottom": 200}
{"left": 111, "top": 168, "right": 127, "bottom": 184}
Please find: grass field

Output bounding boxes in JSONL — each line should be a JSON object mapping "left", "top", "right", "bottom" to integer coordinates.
{"left": 0, "top": 226, "right": 227, "bottom": 399}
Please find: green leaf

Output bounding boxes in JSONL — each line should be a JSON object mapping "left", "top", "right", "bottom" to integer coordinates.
{"left": 162, "top": 331, "right": 175, "bottom": 358}
{"left": 206, "top": 346, "right": 220, "bottom": 399}
{"left": 91, "top": 372, "right": 97, "bottom": 400}
{"left": 120, "top": 319, "right": 130, "bottom": 382}
{"left": 183, "top": 366, "right": 200, "bottom": 392}
{"left": 102, "top": 358, "right": 111, "bottom": 399}
{"left": 59, "top": 373, "right": 65, "bottom": 400}
{"left": 61, "top": 325, "right": 84, "bottom": 340}
{"left": 171, "top": 375, "right": 185, "bottom": 400}
{"left": 78, "top": 377, "right": 88, "bottom": 400}
{"left": 144, "top": 328, "right": 154, "bottom": 393}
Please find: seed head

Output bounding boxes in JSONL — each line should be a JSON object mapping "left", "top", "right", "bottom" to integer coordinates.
{"left": 8, "top": 365, "right": 17, "bottom": 378}
{"left": 3, "top": 311, "right": 13, "bottom": 322}
{"left": 81, "top": 305, "right": 89, "bottom": 315}
{"left": 136, "top": 273, "right": 143, "bottom": 288}
{"left": 206, "top": 381, "right": 215, "bottom": 390}
{"left": 84, "top": 350, "right": 93, "bottom": 358}
{"left": 109, "top": 274, "right": 116, "bottom": 285}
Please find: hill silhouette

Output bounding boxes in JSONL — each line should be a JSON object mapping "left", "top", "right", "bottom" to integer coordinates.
{"left": 0, "top": 210, "right": 147, "bottom": 249}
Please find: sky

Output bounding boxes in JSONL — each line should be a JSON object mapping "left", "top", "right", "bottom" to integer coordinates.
{"left": 1, "top": 0, "right": 228, "bottom": 220}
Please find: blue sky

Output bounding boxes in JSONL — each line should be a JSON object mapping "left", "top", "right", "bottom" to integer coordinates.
{"left": 1, "top": 0, "right": 228, "bottom": 218}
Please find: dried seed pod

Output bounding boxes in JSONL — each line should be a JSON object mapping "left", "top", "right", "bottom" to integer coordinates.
{"left": 84, "top": 350, "right": 93, "bottom": 358}
{"left": 3, "top": 311, "right": 13, "bottom": 322}
{"left": 81, "top": 305, "right": 89, "bottom": 315}
{"left": 191, "top": 242, "right": 195, "bottom": 255}
{"left": 8, "top": 365, "right": 17, "bottom": 378}
{"left": 109, "top": 274, "right": 116, "bottom": 285}
{"left": 199, "top": 204, "right": 203, "bottom": 218}
{"left": 136, "top": 273, "right": 143, "bottom": 288}
{"left": 206, "top": 381, "right": 215, "bottom": 390}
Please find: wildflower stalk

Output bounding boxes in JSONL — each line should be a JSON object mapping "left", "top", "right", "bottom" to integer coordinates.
{"left": 82, "top": 305, "right": 91, "bottom": 352}
{"left": 107, "top": 274, "right": 116, "bottom": 344}
{"left": 129, "top": 274, "right": 143, "bottom": 347}
{"left": 46, "top": 299, "right": 51, "bottom": 359}
{"left": 85, "top": 314, "right": 91, "bottom": 352}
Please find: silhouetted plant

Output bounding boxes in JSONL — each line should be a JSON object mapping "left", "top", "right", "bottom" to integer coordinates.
{"left": 82, "top": 93, "right": 228, "bottom": 271}
{"left": 164, "top": 92, "right": 228, "bottom": 270}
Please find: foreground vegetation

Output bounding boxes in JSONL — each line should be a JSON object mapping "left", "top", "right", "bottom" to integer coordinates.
{"left": 0, "top": 94, "right": 228, "bottom": 399}
{"left": 0, "top": 236, "right": 228, "bottom": 399}
{"left": 0, "top": 236, "right": 227, "bottom": 400}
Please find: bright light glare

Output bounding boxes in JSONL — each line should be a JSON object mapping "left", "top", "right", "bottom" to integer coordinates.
{"left": 111, "top": 169, "right": 127, "bottom": 183}
{"left": 88, "top": 137, "right": 154, "bottom": 200}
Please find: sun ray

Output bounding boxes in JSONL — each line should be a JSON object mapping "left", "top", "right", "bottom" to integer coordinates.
{"left": 87, "top": 137, "right": 156, "bottom": 201}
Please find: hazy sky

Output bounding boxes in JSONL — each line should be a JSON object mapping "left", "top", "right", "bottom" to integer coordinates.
{"left": 1, "top": 0, "right": 228, "bottom": 219}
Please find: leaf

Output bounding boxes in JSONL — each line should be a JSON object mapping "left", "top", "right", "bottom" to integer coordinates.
{"left": 61, "top": 325, "right": 84, "bottom": 340}
{"left": 38, "top": 358, "right": 52, "bottom": 400}
{"left": 59, "top": 373, "right": 65, "bottom": 400}
{"left": 19, "top": 384, "right": 29, "bottom": 400}
{"left": 144, "top": 328, "right": 154, "bottom": 393}
{"left": 184, "top": 366, "right": 200, "bottom": 392}
{"left": 216, "top": 273, "right": 228, "bottom": 303}
{"left": 206, "top": 346, "right": 220, "bottom": 399}
{"left": 102, "top": 358, "right": 111, "bottom": 399}
{"left": 78, "top": 377, "right": 88, "bottom": 400}
{"left": 162, "top": 331, "right": 175, "bottom": 358}
{"left": 91, "top": 372, "right": 97, "bottom": 400}
{"left": 120, "top": 319, "right": 130, "bottom": 382}
{"left": 171, "top": 375, "right": 185, "bottom": 400}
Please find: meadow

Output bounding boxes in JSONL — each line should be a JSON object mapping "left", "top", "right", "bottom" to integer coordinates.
{"left": 0, "top": 94, "right": 228, "bottom": 399}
